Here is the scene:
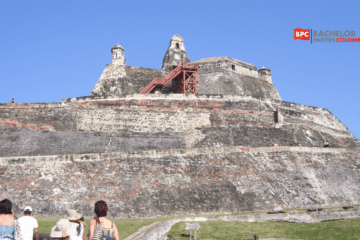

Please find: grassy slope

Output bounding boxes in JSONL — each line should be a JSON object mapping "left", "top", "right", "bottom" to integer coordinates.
{"left": 168, "top": 218, "right": 360, "bottom": 240}
{"left": 34, "top": 212, "right": 360, "bottom": 240}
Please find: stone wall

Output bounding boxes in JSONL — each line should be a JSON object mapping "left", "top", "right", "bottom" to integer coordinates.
{"left": 2, "top": 146, "right": 360, "bottom": 218}
{"left": 195, "top": 57, "right": 258, "bottom": 78}
{"left": 197, "top": 71, "right": 280, "bottom": 100}
{"left": 0, "top": 95, "right": 356, "bottom": 157}
{"left": 1, "top": 95, "right": 359, "bottom": 218}
{"left": 90, "top": 66, "right": 169, "bottom": 98}
{"left": 0, "top": 103, "right": 74, "bottom": 131}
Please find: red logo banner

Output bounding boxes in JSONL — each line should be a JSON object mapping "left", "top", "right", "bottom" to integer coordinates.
{"left": 294, "top": 28, "right": 310, "bottom": 40}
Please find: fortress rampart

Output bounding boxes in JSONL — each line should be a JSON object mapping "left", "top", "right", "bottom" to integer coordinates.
{"left": 0, "top": 95, "right": 357, "bottom": 158}
{"left": 195, "top": 57, "right": 259, "bottom": 78}
{"left": 2, "top": 146, "right": 360, "bottom": 218}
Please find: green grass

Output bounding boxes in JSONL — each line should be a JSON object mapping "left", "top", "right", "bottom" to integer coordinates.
{"left": 167, "top": 218, "right": 360, "bottom": 240}
{"left": 33, "top": 212, "right": 268, "bottom": 239}
{"left": 34, "top": 208, "right": 360, "bottom": 240}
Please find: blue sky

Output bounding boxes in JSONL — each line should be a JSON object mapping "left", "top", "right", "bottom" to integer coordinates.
{"left": 0, "top": 0, "right": 359, "bottom": 139}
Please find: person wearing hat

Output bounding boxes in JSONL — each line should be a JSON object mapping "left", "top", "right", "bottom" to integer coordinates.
{"left": 65, "top": 210, "right": 85, "bottom": 240}
{"left": 50, "top": 219, "right": 73, "bottom": 240}
{"left": 18, "top": 206, "right": 39, "bottom": 240}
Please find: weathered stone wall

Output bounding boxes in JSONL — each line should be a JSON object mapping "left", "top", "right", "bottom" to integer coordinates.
{"left": 1, "top": 95, "right": 358, "bottom": 218}
{"left": 90, "top": 66, "right": 169, "bottom": 98}
{"left": 195, "top": 57, "right": 258, "bottom": 78}
{"left": 0, "top": 103, "right": 74, "bottom": 131}
{"left": 0, "top": 126, "right": 187, "bottom": 157}
{"left": 0, "top": 95, "right": 356, "bottom": 157}
{"left": 197, "top": 71, "right": 280, "bottom": 100}
{"left": 2, "top": 147, "right": 360, "bottom": 218}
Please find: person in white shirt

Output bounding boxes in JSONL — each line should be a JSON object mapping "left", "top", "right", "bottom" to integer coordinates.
{"left": 18, "top": 206, "right": 39, "bottom": 240}
{"left": 65, "top": 210, "right": 85, "bottom": 240}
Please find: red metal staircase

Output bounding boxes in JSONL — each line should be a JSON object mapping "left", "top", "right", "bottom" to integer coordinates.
{"left": 140, "top": 62, "right": 198, "bottom": 94}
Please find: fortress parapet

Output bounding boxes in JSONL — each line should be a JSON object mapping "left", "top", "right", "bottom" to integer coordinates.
{"left": 194, "top": 57, "right": 259, "bottom": 78}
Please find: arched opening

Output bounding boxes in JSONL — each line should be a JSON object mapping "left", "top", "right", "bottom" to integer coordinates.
{"left": 176, "top": 43, "right": 179, "bottom": 49}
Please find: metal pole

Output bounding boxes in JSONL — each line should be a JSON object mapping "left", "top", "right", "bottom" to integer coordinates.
{"left": 183, "top": 70, "right": 186, "bottom": 94}
{"left": 195, "top": 230, "right": 196, "bottom": 240}
{"left": 190, "top": 230, "right": 191, "bottom": 239}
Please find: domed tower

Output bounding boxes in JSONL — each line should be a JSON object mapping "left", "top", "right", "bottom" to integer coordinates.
{"left": 111, "top": 43, "right": 126, "bottom": 65}
{"left": 162, "top": 35, "right": 190, "bottom": 71}
{"left": 258, "top": 65, "right": 272, "bottom": 83}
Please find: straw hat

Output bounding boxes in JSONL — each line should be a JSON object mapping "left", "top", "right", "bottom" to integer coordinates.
{"left": 50, "top": 219, "right": 72, "bottom": 238}
{"left": 65, "top": 209, "right": 82, "bottom": 220}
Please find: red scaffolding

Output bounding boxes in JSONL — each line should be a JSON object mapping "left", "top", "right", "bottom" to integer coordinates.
{"left": 140, "top": 62, "right": 198, "bottom": 94}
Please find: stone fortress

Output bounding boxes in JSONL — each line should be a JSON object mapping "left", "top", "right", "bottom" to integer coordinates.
{"left": 0, "top": 35, "right": 360, "bottom": 220}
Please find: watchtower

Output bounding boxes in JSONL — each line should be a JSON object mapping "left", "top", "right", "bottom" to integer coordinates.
{"left": 111, "top": 43, "right": 126, "bottom": 65}
{"left": 162, "top": 35, "right": 190, "bottom": 71}
{"left": 258, "top": 65, "right": 272, "bottom": 83}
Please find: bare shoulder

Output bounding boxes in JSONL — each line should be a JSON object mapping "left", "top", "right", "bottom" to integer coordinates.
{"left": 0, "top": 214, "right": 14, "bottom": 225}
{"left": 89, "top": 218, "right": 97, "bottom": 225}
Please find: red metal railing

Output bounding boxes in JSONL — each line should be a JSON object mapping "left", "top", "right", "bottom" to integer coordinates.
{"left": 140, "top": 63, "right": 198, "bottom": 94}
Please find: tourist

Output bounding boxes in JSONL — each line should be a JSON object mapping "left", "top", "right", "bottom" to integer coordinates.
{"left": 0, "top": 199, "right": 23, "bottom": 240}
{"left": 65, "top": 210, "right": 86, "bottom": 240}
{"left": 18, "top": 206, "right": 39, "bottom": 240}
{"left": 50, "top": 219, "right": 73, "bottom": 240}
{"left": 88, "top": 201, "right": 119, "bottom": 240}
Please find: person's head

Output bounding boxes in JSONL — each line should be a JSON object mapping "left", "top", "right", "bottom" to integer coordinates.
{"left": 24, "top": 206, "right": 32, "bottom": 215}
{"left": 0, "top": 199, "right": 12, "bottom": 215}
{"left": 94, "top": 200, "right": 107, "bottom": 217}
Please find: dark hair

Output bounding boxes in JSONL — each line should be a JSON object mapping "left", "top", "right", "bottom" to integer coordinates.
{"left": 24, "top": 210, "right": 32, "bottom": 215}
{"left": 77, "top": 216, "right": 85, "bottom": 235}
{"left": 0, "top": 199, "right": 12, "bottom": 214}
{"left": 76, "top": 223, "right": 82, "bottom": 236}
{"left": 94, "top": 200, "right": 107, "bottom": 217}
